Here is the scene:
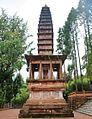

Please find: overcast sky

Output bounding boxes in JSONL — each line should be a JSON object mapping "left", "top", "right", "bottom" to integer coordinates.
{"left": 0, "top": 0, "right": 80, "bottom": 79}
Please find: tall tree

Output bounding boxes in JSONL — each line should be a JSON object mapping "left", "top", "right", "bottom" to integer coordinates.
{"left": 13, "top": 73, "right": 23, "bottom": 97}
{"left": 57, "top": 8, "right": 81, "bottom": 80}
{"left": 0, "top": 9, "right": 33, "bottom": 105}
{"left": 78, "top": 0, "right": 92, "bottom": 78}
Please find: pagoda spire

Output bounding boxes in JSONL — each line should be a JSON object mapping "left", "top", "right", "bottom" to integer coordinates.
{"left": 38, "top": 5, "right": 53, "bottom": 55}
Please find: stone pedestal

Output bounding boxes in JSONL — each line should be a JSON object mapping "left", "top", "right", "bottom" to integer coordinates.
{"left": 19, "top": 80, "right": 74, "bottom": 118}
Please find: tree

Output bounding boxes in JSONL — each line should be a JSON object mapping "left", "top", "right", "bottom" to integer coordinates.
{"left": 13, "top": 73, "right": 23, "bottom": 97}
{"left": 67, "top": 64, "right": 74, "bottom": 80}
{"left": 0, "top": 87, "right": 4, "bottom": 107}
{"left": 0, "top": 9, "right": 33, "bottom": 106}
{"left": 12, "top": 83, "right": 29, "bottom": 108}
{"left": 64, "top": 77, "right": 92, "bottom": 100}
{"left": 77, "top": 0, "right": 92, "bottom": 77}
{"left": 57, "top": 8, "right": 81, "bottom": 80}
{"left": 57, "top": 21, "right": 72, "bottom": 56}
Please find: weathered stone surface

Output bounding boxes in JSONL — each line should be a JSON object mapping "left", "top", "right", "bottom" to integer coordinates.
{"left": 19, "top": 5, "right": 74, "bottom": 118}
{"left": 30, "top": 91, "right": 64, "bottom": 100}
{"left": 19, "top": 80, "right": 74, "bottom": 118}
{"left": 68, "top": 91, "right": 92, "bottom": 109}
{"left": 28, "top": 80, "right": 65, "bottom": 91}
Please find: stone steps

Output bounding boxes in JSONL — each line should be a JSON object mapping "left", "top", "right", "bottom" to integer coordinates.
{"left": 19, "top": 100, "right": 74, "bottom": 118}
{"left": 19, "top": 113, "right": 74, "bottom": 118}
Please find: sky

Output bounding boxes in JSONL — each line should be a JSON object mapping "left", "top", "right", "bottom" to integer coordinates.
{"left": 0, "top": 0, "right": 80, "bottom": 79}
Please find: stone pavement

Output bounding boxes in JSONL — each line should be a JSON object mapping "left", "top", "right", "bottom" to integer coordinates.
{"left": 0, "top": 109, "right": 74, "bottom": 119}
{"left": 0, "top": 109, "right": 20, "bottom": 119}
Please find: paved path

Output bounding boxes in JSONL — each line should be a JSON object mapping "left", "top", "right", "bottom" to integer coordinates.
{"left": 0, "top": 109, "right": 74, "bottom": 119}
{"left": 0, "top": 109, "right": 20, "bottom": 119}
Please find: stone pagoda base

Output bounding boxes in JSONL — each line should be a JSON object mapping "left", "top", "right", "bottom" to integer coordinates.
{"left": 19, "top": 99, "right": 74, "bottom": 118}
{"left": 19, "top": 80, "right": 74, "bottom": 118}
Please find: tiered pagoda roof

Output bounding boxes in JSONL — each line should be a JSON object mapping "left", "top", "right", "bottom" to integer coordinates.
{"left": 38, "top": 5, "right": 53, "bottom": 55}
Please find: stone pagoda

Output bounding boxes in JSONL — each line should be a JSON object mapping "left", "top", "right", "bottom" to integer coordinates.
{"left": 19, "top": 5, "right": 74, "bottom": 118}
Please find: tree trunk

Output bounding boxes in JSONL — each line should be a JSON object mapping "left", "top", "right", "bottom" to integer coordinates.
{"left": 75, "top": 22, "right": 82, "bottom": 77}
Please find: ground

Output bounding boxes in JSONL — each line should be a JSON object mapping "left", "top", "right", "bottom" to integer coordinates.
{"left": 0, "top": 109, "right": 20, "bottom": 119}
{"left": 0, "top": 109, "right": 74, "bottom": 119}
{"left": 1, "top": 109, "right": 91, "bottom": 119}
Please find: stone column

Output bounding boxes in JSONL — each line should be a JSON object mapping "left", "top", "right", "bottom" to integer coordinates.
{"left": 57, "top": 68, "right": 59, "bottom": 79}
{"left": 59, "top": 61, "right": 62, "bottom": 80}
{"left": 39, "top": 61, "right": 42, "bottom": 80}
{"left": 29, "top": 63, "right": 33, "bottom": 80}
{"left": 50, "top": 61, "right": 53, "bottom": 80}
{"left": 32, "top": 69, "right": 34, "bottom": 80}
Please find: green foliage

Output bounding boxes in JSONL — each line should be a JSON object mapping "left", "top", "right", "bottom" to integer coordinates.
{"left": 5, "top": 78, "right": 14, "bottom": 103}
{"left": 67, "top": 64, "right": 74, "bottom": 80}
{"left": 83, "top": 36, "right": 92, "bottom": 79}
{"left": 12, "top": 74, "right": 29, "bottom": 107}
{"left": 56, "top": 28, "right": 64, "bottom": 54}
{"left": 13, "top": 73, "right": 24, "bottom": 97}
{"left": 0, "top": 9, "right": 33, "bottom": 82}
{"left": 0, "top": 10, "right": 27, "bottom": 75}
{"left": 12, "top": 83, "right": 29, "bottom": 107}
{"left": 57, "top": 7, "right": 80, "bottom": 79}
{"left": 57, "top": 7, "right": 78, "bottom": 56}
{"left": 65, "top": 77, "right": 92, "bottom": 97}
{"left": 0, "top": 88, "right": 4, "bottom": 107}
{"left": 56, "top": 21, "right": 72, "bottom": 56}
{"left": 26, "top": 41, "right": 35, "bottom": 55}
{"left": 57, "top": 0, "right": 92, "bottom": 80}
{"left": 78, "top": 0, "right": 92, "bottom": 77}
{"left": 0, "top": 9, "right": 33, "bottom": 107}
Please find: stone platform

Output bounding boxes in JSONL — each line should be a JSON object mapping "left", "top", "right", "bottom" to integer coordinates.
{"left": 19, "top": 99, "right": 73, "bottom": 118}
{"left": 19, "top": 80, "right": 74, "bottom": 118}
